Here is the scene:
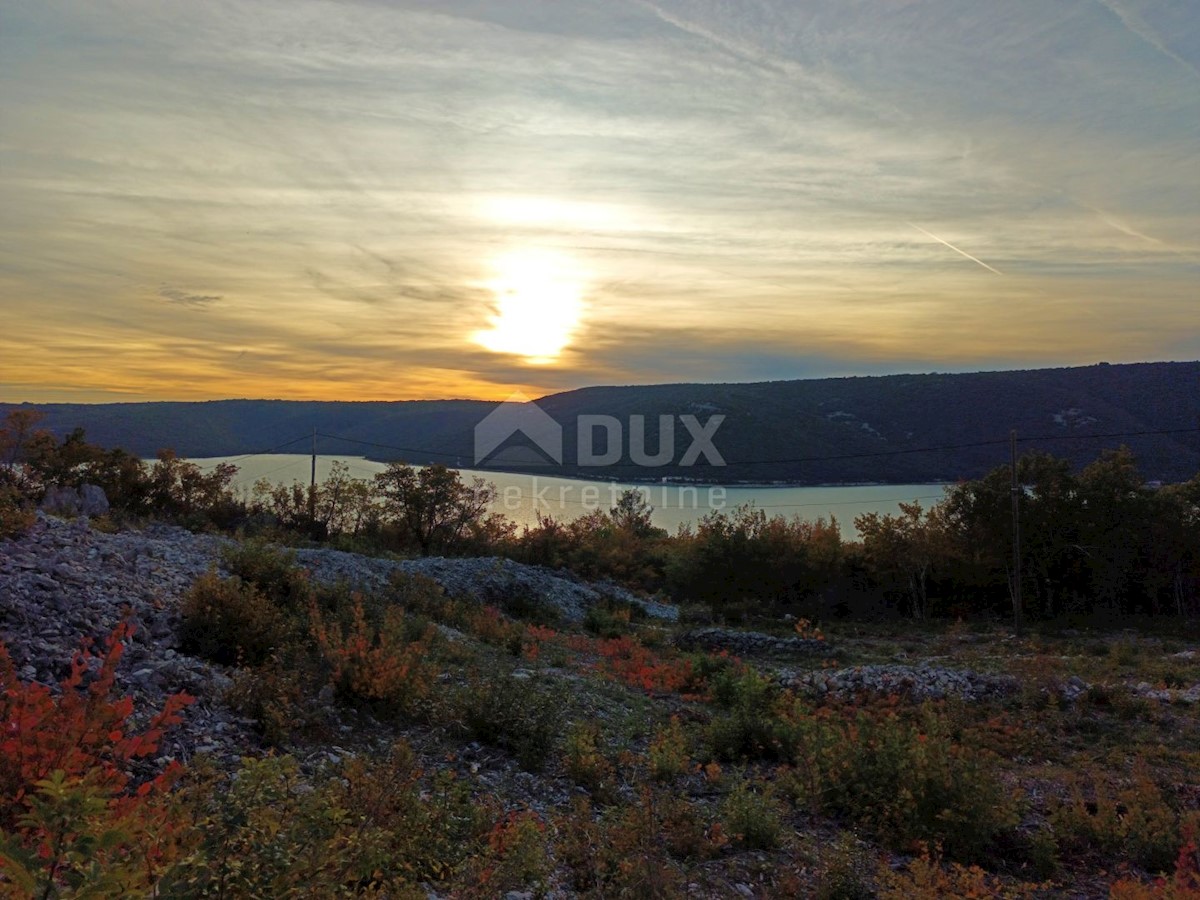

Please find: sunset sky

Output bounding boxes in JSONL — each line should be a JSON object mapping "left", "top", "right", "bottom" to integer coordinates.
{"left": 2, "top": 0, "right": 1197, "bottom": 402}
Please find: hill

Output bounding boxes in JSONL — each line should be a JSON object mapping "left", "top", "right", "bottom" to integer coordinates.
{"left": 7, "top": 361, "right": 1199, "bottom": 484}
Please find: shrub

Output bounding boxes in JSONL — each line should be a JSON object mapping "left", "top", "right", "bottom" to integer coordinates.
{"left": 224, "top": 657, "right": 319, "bottom": 746}
{"left": 719, "top": 778, "right": 784, "bottom": 850}
{"left": 221, "top": 541, "right": 312, "bottom": 609}
{"left": 583, "top": 598, "right": 645, "bottom": 639}
{"left": 564, "top": 723, "right": 617, "bottom": 802}
{"left": 788, "top": 702, "right": 1020, "bottom": 862}
{"left": 170, "top": 741, "right": 492, "bottom": 896}
{"left": 482, "top": 581, "right": 562, "bottom": 628}
{"left": 0, "top": 625, "right": 193, "bottom": 895}
{"left": 592, "top": 636, "right": 705, "bottom": 696}
{"left": 178, "top": 571, "right": 291, "bottom": 666}
{"left": 706, "top": 669, "right": 792, "bottom": 762}
{"left": 1049, "top": 764, "right": 1187, "bottom": 873}
{"left": 466, "top": 810, "right": 551, "bottom": 897}
{"left": 458, "top": 673, "right": 566, "bottom": 771}
{"left": 648, "top": 716, "right": 690, "bottom": 781}
{"left": 0, "top": 484, "right": 33, "bottom": 539}
{"left": 811, "top": 832, "right": 876, "bottom": 900}
{"left": 557, "top": 792, "right": 686, "bottom": 899}
{"left": 309, "top": 595, "right": 435, "bottom": 717}
{"left": 1111, "top": 824, "right": 1200, "bottom": 898}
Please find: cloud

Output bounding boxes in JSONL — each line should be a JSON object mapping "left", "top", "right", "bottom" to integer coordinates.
{"left": 158, "top": 286, "right": 222, "bottom": 307}
{"left": 0, "top": 0, "right": 1197, "bottom": 402}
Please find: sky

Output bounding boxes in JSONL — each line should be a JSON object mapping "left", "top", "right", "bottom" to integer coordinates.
{"left": 1, "top": 0, "right": 1197, "bottom": 403}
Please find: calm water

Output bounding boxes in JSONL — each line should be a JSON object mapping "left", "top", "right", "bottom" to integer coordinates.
{"left": 193, "top": 454, "right": 947, "bottom": 539}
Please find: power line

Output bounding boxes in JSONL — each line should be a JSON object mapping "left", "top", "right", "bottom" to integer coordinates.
{"left": 223, "top": 434, "right": 312, "bottom": 464}
{"left": 315, "top": 432, "right": 464, "bottom": 460}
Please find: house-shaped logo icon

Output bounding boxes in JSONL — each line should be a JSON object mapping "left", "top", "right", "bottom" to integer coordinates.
{"left": 474, "top": 392, "right": 563, "bottom": 466}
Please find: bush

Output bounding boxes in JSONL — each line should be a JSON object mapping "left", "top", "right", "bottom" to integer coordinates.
{"left": 1049, "top": 764, "right": 1189, "bottom": 873}
{"left": 648, "top": 716, "right": 690, "bottom": 781}
{"left": 557, "top": 793, "right": 687, "bottom": 898}
{"left": 876, "top": 845, "right": 1049, "bottom": 899}
{"left": 178, "top": 571, "right": 291, "bottom": 666}
{"left": 466, "top": 811, "right": 552, "bottom": 897}
{"left": 788, "top": 702, "right": 1020, "bottom": 862}
{"left": 309, "top": 595, "right": 435, "bottom": 717}
{"left": 583, "top": 597, "right": 646, "bottom": 639}
{"left": 720, "top": 778, "right": 784, "bottom": 850}
{"left": 170, "top": 742, "right": 490, "bottom": 896}
{"left": 221, "top": 541, "right": 312, "bottom": 609}
{"left": 564, "top": 723, "right": 617, "bottom": 802}
{"left": 458, "top": 673, "right": 566, "bottom": 771}
{"left": 224, "top": 657, "right": 319, "bottom": 746}
{"left": 0, "top": 484, "right": 33, "bottom": 539}
{"left": 706, "top": 669, "right": 792, "bottom": 761}
{"left": 0, "top": 625, "right": 192, "bottom": 895}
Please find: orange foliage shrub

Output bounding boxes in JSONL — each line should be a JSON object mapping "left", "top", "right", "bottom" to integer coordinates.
{"left": 309, "top": 595, "right": 434, "bottom": 713}
{"left": 0, "top": 624, "right": 193, "bottom": 893}
{"left": 1111, "top": 827, "right": 1200, "bottom": 899}
{"left": 590, "top": 635, "right": 705, "bottom": 696}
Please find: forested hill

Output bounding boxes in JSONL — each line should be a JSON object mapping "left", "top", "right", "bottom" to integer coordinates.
{"left": 8, "top": 361, "right": 1199, "bottom": 485}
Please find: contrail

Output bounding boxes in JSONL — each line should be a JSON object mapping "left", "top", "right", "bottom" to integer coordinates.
{"left": 908, "top": 223, "right": 1002, "bottom": 275}
{"left": 1092, "top": 0, "right": 1200, "bottom": 80}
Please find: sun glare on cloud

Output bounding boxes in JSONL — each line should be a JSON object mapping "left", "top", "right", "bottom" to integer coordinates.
{"left": 472, "top": 249, "right": 585, "bottom": 364}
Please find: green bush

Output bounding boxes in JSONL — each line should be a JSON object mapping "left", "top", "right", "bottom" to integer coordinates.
{"left": 0, "top": 484, "right": 33, "bottom": 539}
{"left": 179, "top": 571, "right": 291, "bottom": 666}
{"left": 790, "top": 703, "right": 1020, "bottom": 862}
{"left": 168, "top": 742, "right": 490, "bottom": 896}
{"left": 706, "top": 668, "right": 794, "bottom": 761}
{"left": 457, "top": 672, "right": 567, "bottom": 771}
{"left": 720, "top": 778, "right": 785, "bottom": 850}
{"left": 221, "top": 541, "right": 312, "bottom": 609}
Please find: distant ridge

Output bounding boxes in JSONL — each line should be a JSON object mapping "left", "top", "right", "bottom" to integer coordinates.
{"left": 7, "top": 361, "right": 1199, "bottom": 485}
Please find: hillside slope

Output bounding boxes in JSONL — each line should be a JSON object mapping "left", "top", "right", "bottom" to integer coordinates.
{"left": 7, "top": 361, "right": 1198, "bottom": 484}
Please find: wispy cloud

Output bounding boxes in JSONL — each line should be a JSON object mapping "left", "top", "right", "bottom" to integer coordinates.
{"left": 0, "top": 0, "right": 1196, "bottom": 401}
{"left": 158, "top": 286, "right": 221, "bottom": 307}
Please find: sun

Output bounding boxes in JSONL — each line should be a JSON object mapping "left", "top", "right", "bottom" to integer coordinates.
{"left": 473, "top": 249, "right": 585, "bottom": 364}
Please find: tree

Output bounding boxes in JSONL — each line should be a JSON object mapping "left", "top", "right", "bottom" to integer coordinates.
{"left": 855, "top": 502, "right": 954, "bottom": 620}
{"left": 608, "top": 488, "right": 659, "bottom": 537}
{"left": 667, "top": 504, "right": 842, "bottom": 620}
{"left": 148, "top": 449, "right": 239, "bottom": 523}
{"left": 373, "top": 463, "right": 498, "bottom": 555}
{"left": 1075, "top": 447, "right": 1154, "bottom": 613}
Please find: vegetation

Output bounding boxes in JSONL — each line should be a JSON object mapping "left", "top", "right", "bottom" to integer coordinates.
{"left": 6, "top": 406, "right": 1200, "bottom": 894}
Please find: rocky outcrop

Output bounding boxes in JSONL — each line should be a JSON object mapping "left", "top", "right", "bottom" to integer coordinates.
{"left": 294, "top": 547, "right": 679, "bottom": 624}
{"left": 784, "top": 663, "right": 1019, "bottom": 702}
{"left": 673, "top": 627, "right": 833, "bottom": 657}
{"left": 39, "top": 484, "right": 110, "bottom": 517}
{"left": 0, "top": 516, "right": 679, "bottom": 764}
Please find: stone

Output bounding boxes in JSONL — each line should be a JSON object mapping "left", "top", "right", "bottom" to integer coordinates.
{"left": 40, "top": 486, "right": 83, "bottom": 516}
{"left": 78, "top": 484, "right": 110, "bottom": 517}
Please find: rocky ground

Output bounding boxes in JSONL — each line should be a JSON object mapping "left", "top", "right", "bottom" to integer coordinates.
{"left": 0, "top": 514, "right": 680, "bottom": 769}
{"left": 293, "top": 546, "right": 679, "bottom": 623}
{"left": 4, "top": 515, "right": 1194, "bottom": 752}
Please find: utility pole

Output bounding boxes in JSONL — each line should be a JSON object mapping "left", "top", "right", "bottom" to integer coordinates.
{"left": 309, "top": 426, "right": 317, "bottom": 524}
{"left": 1010, "top": 429, "right": 1024, "bottom": 637}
